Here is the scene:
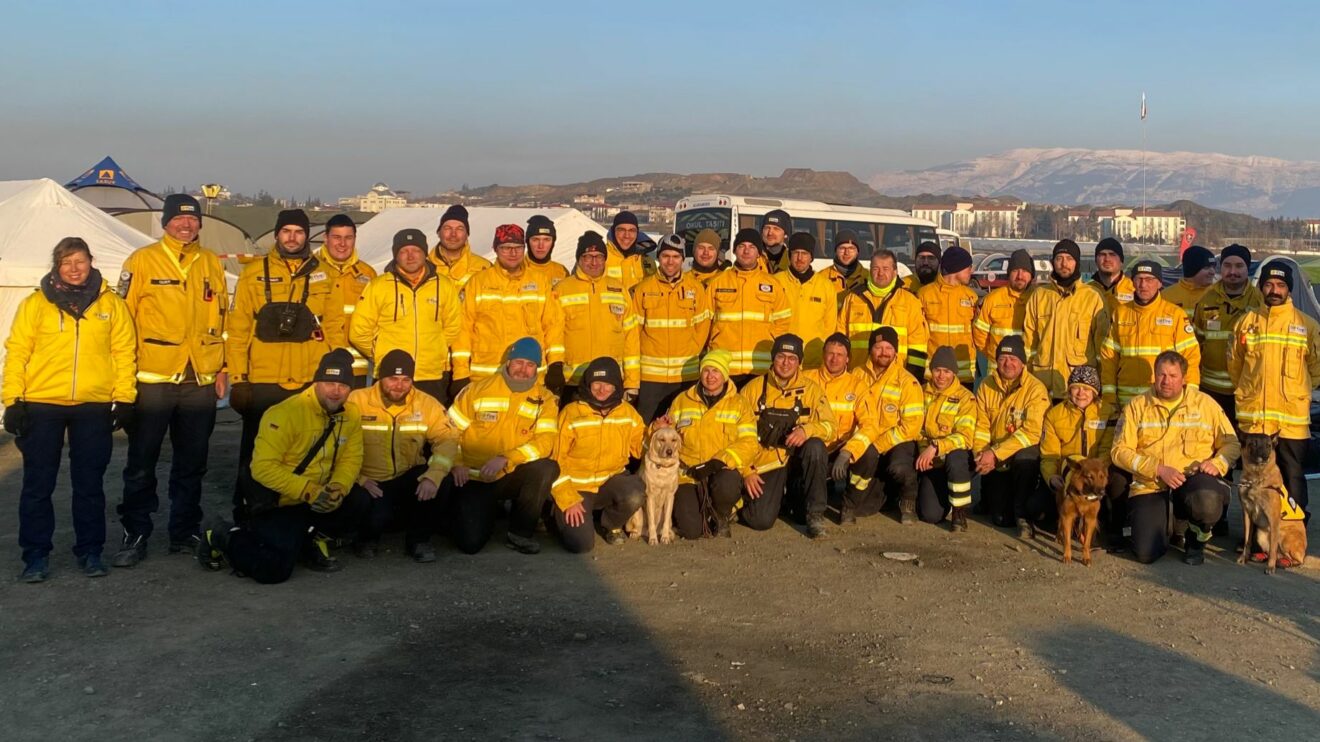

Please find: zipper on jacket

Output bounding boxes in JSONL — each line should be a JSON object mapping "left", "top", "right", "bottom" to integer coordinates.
{"left": 71, "top": 319, "right": 81, "bottom": 399}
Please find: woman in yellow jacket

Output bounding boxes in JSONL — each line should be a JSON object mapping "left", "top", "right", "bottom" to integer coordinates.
{"left": 915, "top": 347, "right": 978, "bottom": 530}
{"left": 3, "top": 238, "right": 137, "bottom": 582}
{"left": 549, "top": 357, "right": 646, "bottom": 552}
{"left": 1039, "top": 366, "right": 1123, "bottom": 547}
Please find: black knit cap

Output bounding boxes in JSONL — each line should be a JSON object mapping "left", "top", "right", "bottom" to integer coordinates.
{"left": 325, "top": 213, "right": 356, "bottom": 232}
{"left": 761, "top": 209, "right": 792, "bottom": 233}
{"left": 378, "top": 349, "right": 416, "bottom": 379}
{"left": 772, "top": 333, "right": 805, "bottom": 360}
{"left": 915, "top": 240, "right": 941, "bottom": 259}
{"left": 1095, "top": 237, "right": 1124, "bottom": 261}
{"left": 940, "top": 246, "right": 972, "bottom": 274}
{"left": 824, "top": 331, "right": 850, "bottom": 350}
{"left": 576, "top": 230, "right": 607, "bottom": 259}
{"left": 612, "top": 211, "right": 639, "bottom": 228}
{"left": 582, "top": 356, "right": 625, "bottom": 411}
{"left": 1008, "top": 248, "right": 1034, "bottom": 274}
{"left": 996, "top": 334, "right": 1027, "bottom": 364}
{"left": 1182, "top": 245, "right": 1214, "bottom": 277}
{"left": 526, "top": 214, "right": 556, "bottom": 245}
{"left": 787, "top": 232, "right": 816, "bottom": 254}
{"left": 1259, "top": 262, "right": 1294, "bottom": 292}
{"left": 870, "top": 326, "right": 899, "bottom": 350}
{"left": 1052, "top": 239, "right": 1080, "bottom": 262}
{"left": 314, "top": 348, "right": 355, "bottom": 384}
{"left": 1220, "top": 243, "right": 1251, "bottom": 266}
{"left": 733, "top": 227, "right": 764, "bottom": 251}
{"left": 161, "top": 194, "right": 202, "bottom": 227}
{"left": 439, "top": 204, "right": 469, "bottom": 232}
{"left": 834, "top": 230, "right": 860, "bottom": 249}
{"left": 391, "top": 228, "right": 428, "bottom": 257}
{"left": 275, "top": 209, "right": 310, "bottom": 233}
{"left": 930, "top": 345, "right": 958, "bottom": 373}
{"left": 1130, "top": 259, "right": 1162, "bottom": 282}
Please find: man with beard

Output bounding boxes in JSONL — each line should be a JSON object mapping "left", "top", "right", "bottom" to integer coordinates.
{"left": 820, "top": 230, "right": 866, "bottom": 305}
{"left": 1023, "top": 239, "right": 1109, "bottom": 401}
{"left": 706, "top": 228, "right": 793, "bottom": 386}
{"left": 1088, "top": 237, "right": 1134, "bottom": 314}
{"left": 905, "top": 241, "right": 941, "bottom": 293}
{"left": 428, "top": 205, "right": 491, "bottom": 290}
{"left": 973, "top": 248, "right": 1034, "bottom": 376}
{"left": 689, "top": 228, "right": 730, "bottom": 287}
{"left": 759, "top": 209, "right": 792, "bottom": 274}
{"left": 634, "top": 234, "right": 712, "bottom": 424}
{"left": 1099, "top": 261, "right": 1199, "bottom": 407}
{"left": 605, "top": 211, "right": 655, "bottom": 291}
{"left": 1229, "top": 263, "right": 1320, "bottom": 528}
{"left": 525, "top": 214, "right": 569, "bottom": 289}
{"left": 774, "top": 232, "right": 837, "bottom": 369}
{"left": 917, "top": 246, "right": 978, "bottom": 384}
{"left": 1193, "top": 244, "right": 1261, "bottom": 420}
{"left": 227, "top": 209, "right": 345, "bottom": 521}
{"left": 975, "top": 335, "right": 1051, "bottom": 537}
{"left": 1163, "top": 245, "right": 1216, "bottom": 318}
{"left": 316, "top": 214, "right": 376, "bottom": 386}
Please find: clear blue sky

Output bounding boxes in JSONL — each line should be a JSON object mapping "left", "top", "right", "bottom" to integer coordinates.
{"left": 2, "top": 0, "right": 1316, "bottom": 198}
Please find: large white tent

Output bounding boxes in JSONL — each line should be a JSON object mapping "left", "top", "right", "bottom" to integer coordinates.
{"left": 0, "top": 179, "right": 153, "bottom": 384}
{"left": 355, "top": 206, "right": 607, "bottom": 271}
{"left": 0, "top": 179, "right": 41, "bottom": 206}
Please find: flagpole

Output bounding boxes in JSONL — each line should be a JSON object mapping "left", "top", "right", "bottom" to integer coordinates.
{"left": 1140, "top": 92, "right": 1147, "bottom": 236}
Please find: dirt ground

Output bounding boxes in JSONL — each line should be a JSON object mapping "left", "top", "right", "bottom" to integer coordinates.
{"left": 1, "top": 410, "right": 1317, "bottom": 742}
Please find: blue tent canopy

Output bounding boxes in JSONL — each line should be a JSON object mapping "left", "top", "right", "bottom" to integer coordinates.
{"left": 66, "top": 156, "right": 151, "bottom": 193}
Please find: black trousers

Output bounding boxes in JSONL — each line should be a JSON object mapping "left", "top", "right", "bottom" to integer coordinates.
{"left": 354, "top": 465, "right": 450, "bottom": 548}
{"left": 1276, "top": 437, "right": 1309, "bottom": 522}
{"left": 414, "top": 376, "right": 451, "bottom": 407}
{"left": 1129, "top": 473, "right": 1229, "bottom": 564}
{"left": 231, "top": 383, "right": 303, "bottom": 521}
{"left": 845, "top": 442, "right": 918, "bottom": 516}
{"left": 637, "top": 381, "right": 691, "bottom": 425}
{"left": 449, "top": 459, "right": 557, "bottom": 554}
{"left": 740, "top": 438, "right": 829, "bottom": 529}
{"left": 917, "top": 449, "right": 973, "bottom": 523}
{"left": 1104, "top": 465, "right": 1134, "bottom": 543}
{"left": 981, "top": 445, "right": 1045, "bottom": 525}
{"left": 17, "top": 403, "right": 113, "bottom": 563}
{"left": 547, "top": 473, "right": 645, "bottom": 553}
{"left": 118, "top": 382, "right": 217, "bottom": 541}
{"left": 673, "top": 469, "right": 743, "bottom": 540}
{"left": 224, "top": 489, "right": 370, "bottom": 584}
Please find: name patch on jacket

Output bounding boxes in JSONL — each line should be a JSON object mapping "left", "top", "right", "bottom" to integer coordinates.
{"left": 479, "top": 411, "right": 500, "bottom": 423}
{"left": 257, "top": 276, "right": 283, "bottom": 283}
{"left": 150, "top": 278, "right": 181, "bottom": 286}
{"left": 310, "top": 272, "right": 328, "bottom": 282}
{"left": 715, "top": 288, "right": 736, "bottom": 294}
{"left": 1291, "top": 324, "right": 1307, "bottom": 335}
{"left": 522, "top": 283, "right": 539, "bottom": 292}
{"left": 360, "top": 415, "right": 378, "bottom": 422}
{"left": 1156, "top": 317, "right": 1173, "bottom": 327}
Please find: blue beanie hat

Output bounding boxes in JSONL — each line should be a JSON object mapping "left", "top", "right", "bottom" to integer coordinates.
{"left": 506, "top": 337, "right": 543, "bottom": 366}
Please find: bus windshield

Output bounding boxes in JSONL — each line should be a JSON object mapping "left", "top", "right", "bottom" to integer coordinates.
{"left": 675, "top": 207, "right": 732, "bottom": 250}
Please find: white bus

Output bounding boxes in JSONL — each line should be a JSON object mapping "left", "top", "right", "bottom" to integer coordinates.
{"left": 673, "top": 195, "right": 941, "bottom": 270}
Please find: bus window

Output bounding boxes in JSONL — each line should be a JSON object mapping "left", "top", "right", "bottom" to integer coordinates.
{"left": 882, "top": 224, "right": 916, "bottom": 259}
{"left": 675, "top": 207, "right": 732, "bottom": 251}
{"left": 825, "top": 220, "right": 878, "bottom": 260}
{"left": 916, "top": 225, "right": 939, "bottom": 251}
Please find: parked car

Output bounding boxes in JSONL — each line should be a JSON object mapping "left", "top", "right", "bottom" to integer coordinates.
{"left": 970, "top": 253, "right": 1051, "bottom": 292}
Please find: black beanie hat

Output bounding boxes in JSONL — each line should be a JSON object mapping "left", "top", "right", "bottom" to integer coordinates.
{"left": 325, "top": 213, "right": 356, "bottom": 233}
{"left": 1259, "top": 262, "right": 1294, "bottom": 292}
{"left": 733, "top": 227, "right": 764, "bottom": 251}
{"left": 391, "top": 228, "right": 428, "bottom": 257}
{"left": 1052, "top": 239, "right": 1081, "bottom": 263}
{"left": 378, "top": 349, "right": 416, "bottom": 379}
{"left": 930, "top": 345, "right": 958, "bottom": 373}
{"left": 576, "top": 230, "right": 607, "bottom": 259}
{"left": 1220, "top": 243, "right": 1251, "bottom": 267}
{"left": 787, "top": 232, "right": 816, "bottom": 254}
{"left": 313, "top": 348, "right": 355, "bottom": 384}
{"left": 161, "top": 194, "right": 202, "bottom": 227}
{"left": 1008, "top": 248, "right": 1034, "bottom": 275}
{"left": 916, "top": 240, "right": 942, "bottom": 259}
{"left": 761, "top": 209, "right": 792, "bottom": 234}
{"left": 656, "top": 233, "right": 685, "bottom": 257}
{"left": 772, "top": 333, "right": 805, "bottom": 361}
{"left": 940, "top": 246, "right": 972, "bottom": 274}
{"left": 612, "top": 211, "right": 639, "bottom": 229}
{"left": 526, "top": 215, "right": 556, "bottom": 245}
{"left": 1182, "top": 245, "right": 1214, "bottom": 278}
{"left": 582, "top": 356, "right": 625, "bottom": 411}
{"left": 275, "top": 208, "right": 310, "bottom": 233}
{"left": 1095, "top": 237, "right": 1124, "bottom": 261}
{"left": 834, "top": 230, "right": 860, "bottom": 249}
{"left": 870, "top": 326, "right": 900, "bottom": 351}
{"left": 439, "top": 204, "right": 469, "bottom": 232}
{"left": 824, "top": 332, "right": 850, "bottom": 351}
{"left": 1130, "top": 259, "right": 1163, "bottom": 282}
{"left": 996, "top": 334, "right": 1027, "bottom": 364}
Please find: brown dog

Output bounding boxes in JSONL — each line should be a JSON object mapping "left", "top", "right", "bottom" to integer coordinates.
{"left": 1056, "top": 457, "right": 1109, "bottom": 566}
{"left": 1237, "top": 433, "right": 1307, "bottom": 575}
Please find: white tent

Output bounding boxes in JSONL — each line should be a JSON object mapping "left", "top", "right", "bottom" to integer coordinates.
{"left": 354, "top": 206, "right": 607, "bottom": 271}
{"left": 0, "top": 179, "right": 153, "bottom": 384}
{"left": 0, "top": 179, "right": 41, "bottom": 206}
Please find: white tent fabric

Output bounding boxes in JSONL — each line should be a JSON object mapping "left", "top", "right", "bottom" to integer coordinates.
{"left": 354, "top": 206, "right": 607, "bottom": 270}
{"left": 0, "top": 179, "right": 153, "bottom": 391}
{"left": 0, "top": 179, "right": 41, "bottom": 206}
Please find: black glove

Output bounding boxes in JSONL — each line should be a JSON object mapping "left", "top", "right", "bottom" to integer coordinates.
{"left": 448, "top": 376, "right": 470, "bottom": 401}
{"left": 111, "top": 402, "right": 136, "bottom": 433}
{"left": 229, "top": 382, "right": 253, "bottom": 414}
{"left": 831, "top": 450, "right": 853, "bottom": 482}
{"left": 3, "top": 401, "right": 29, "bottom": 437}
{"left": 689, "top": 458, "right": 726, "bottom": 481}
{"left": 544, "top": 362, "right": 566, "bottom": 395}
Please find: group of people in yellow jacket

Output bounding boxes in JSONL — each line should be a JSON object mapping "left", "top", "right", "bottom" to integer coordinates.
{"left": 5, "top": 197, "right": 1317, "bottom": 582}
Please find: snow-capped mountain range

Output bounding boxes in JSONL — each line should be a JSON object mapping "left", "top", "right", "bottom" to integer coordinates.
{"left": 868, "top": 148, "right": 1320, "bottom": 217}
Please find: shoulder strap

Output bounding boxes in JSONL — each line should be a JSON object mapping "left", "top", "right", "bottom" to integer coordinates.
{"left": 293, "top": 417, "right": 339, "bottom": 476}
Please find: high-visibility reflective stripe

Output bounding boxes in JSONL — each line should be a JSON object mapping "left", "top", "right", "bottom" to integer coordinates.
{"left": 1013, "top": 430, "right": 1032, "bottom": 447}
{"left": 949, "top": 480, "right": 972, "bottom": 493}
{"left": 360, "top": 424, "right": 392, "bottom": 431}
{"left": 136, "top": 370, "right": 219, "bottom": 384}
{"left": 1119, "top": 346, "right": 1168, "bottom": 356}
{"left": 1239, "top": 410, "right": 1310, "bottom": 425}
{"left": 535, "top": 420, "right": 557, "bottom": 433}
{"left": 474, "top": 294, "right": 547, "bottom": 304}
{"left": 714, "top": 311, "right": 769, "bottom": 322}
{"left": 474, "top": 398, "right": 510, "bottom": 412}
{"left": 430, "top": 453, "right": 452, "bottom": 469}
{"left": 516, "top": 444, "right": 541, "bottom": 461}
{"left": 736, "top": 424, "right": 758, "bottom": 438}
{"left": 397, "top": 424, "right": 429, "bottom": 432}
{"left": 343, "top": 304, "right": 357, "bottom": 314}
{"left": 449, "top": 408, "right": 471, "bottom": 429}
{"left": 567, "top": 417, "right": 641, "bottom": 430}
{"left": 644, "top": 317, "right": 695, "bottom": 329}
{"left": 1243, "top": 333, "right": 1309, "bottom": 348}
{"left": 929, "top": 323, "right": 969, "bottom": 333}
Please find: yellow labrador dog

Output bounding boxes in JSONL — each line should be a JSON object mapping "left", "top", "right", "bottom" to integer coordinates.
{"left": 626, "top": 426, "right": 683, "bottom": 545}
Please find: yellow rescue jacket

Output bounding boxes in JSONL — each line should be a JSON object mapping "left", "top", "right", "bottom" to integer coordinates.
{"left": 526, "top": 258, "right": 570, "bottom": 290}
{"left": 635, "top": 271, "right": 713, "bottom": 383}
{"left": 904, "top": 274, "right": 936, "bottom": 294}
{"left": 551, "top": 399, "right": 645, "bottom": 510}
{"left": 691, "top": 264, "right": 728, "bottom": 288}
{"left": 118, "top": 235, "right": 227, "bottom": 384}
{"left": 974, "top": 369, "right": 1051, "bottom": 461}
{"left": 1099, "top": 296, "right": 1200, "bottom": 405}
{"left": 738, "top": 371, "right": 836, "bottom": 474}
{"left": 315, "top": 247, "right": 378, "bottom": 376}
{"left": 447, "top": 372, "right": 558, "bottom": 481}
{"left": 453, "top": 261, "right": 564, "bottom": 379}
{"left": 429, "top": 244, "right": 491, "bottom": 289}
{"left": 666, "top": 381, "right": 760, "bottom": 482}
{"left": 757, "top": 249, "right": 792, "bottom": 275}
{"left": 250, "top": 386, "right": 363, "bottom": 507}
{"left": 604, "top": 241, "right": 654, "bottom": 292}
{"left": 3, "top": 278, "right": 137, "bottom": 406}
{"left": 1228, "top": 299, "right": 1320, "bottom": 439}
{"left": 349, "top": 265, "right": 464, "bottom": 382}
{"left": 706, "top": 265, "right": 793, "bottom": 376}
{"left": 555, "top": 270, "right": 642, "bottom": 388}
{"left": 1023, "top": 280, "right": 1109, "bottom": 399}
{"left": 1161, "top": 278, "right": 1210, "bottom": 318}
{"left": 774, "top": 269, "right": 839, "bottom": 369}
{"left": 347, "top": 383, "right": 458, "bottom": 485}
{"left": 972, "top": 284, "right": 1030, "bottom": 372}
{"left": 843, "top": 362, "right": 924, "bottom": 459}
{"left": 821, "top": 263, "right": 866, "bottom": 310}
{"left": 1089, "top": 273, "right": 1135, "bottom": 315}
{"left": 1192, "top": 282, "right": 1262, "bottom": 395}
{"left": 1110, "top": 387, "right": 1240, "bottom": 496}
{"left": 226, "top": 254, "right": 345, "bottom": 387}
{"left": 805, "top": 366, "right": 864, "bottom": 449}
{"left": 917, "top": 279, "right": 979, "bottom": 382}
{"left": 839, "top": 278, "right": 930, "bottom": 373}
{"left": 1040, "top": 398, "right": 1117, "bottom": 483}
{"left": 920, "top": 381, "right": 977, "bottom": 457}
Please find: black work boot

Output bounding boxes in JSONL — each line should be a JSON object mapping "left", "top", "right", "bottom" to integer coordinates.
{"left": 1016, "top": 518, "right": 1034, "bottom": 540}
{"left": 950, "top": 506, "right": 968, "bottom": 533}
{"left": 111, "top": 532, "right": 148, "bottom": 568}
{"left": 898, "top": 497, "right": 918, "bottom": 525}
{"left": 1182, "top": 526, "right": 1207, "bottom": 566}
{"left": 195, "top": 525, "right": 230, "bottom": 571}
{"left": 806, "top": 514, "right": 828, "bottom": 539}
{"left": 305, "top": 532, "right": 343, "bottom": 572}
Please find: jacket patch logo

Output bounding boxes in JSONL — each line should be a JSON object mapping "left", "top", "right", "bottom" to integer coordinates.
{"left": 1087, "top": 420, "right": 1107, "bottom": 430}
{"left": 609, "top": 303, "right": 625, "bottom": 315}
{"left": 1290, "top": 324, "right": 1307, "bottom": 335}
{"left": 96, "top": 312, "right": 110, "bottom": 320}
{"left": 479, "top": 411, "right": 499, "bottom": 423}
{"left": 884, "top": 404, "right": 897, "bottom": 413}
{"left": 1184, "top": 323, "right": 1194, "bottom": 334}
{"left": 758, "top": 284, "right": 773, "bottom": 293}
{"left": 310, "top": 272, "right": 328, "bottom": 282}
{"left": 960, "top": 298, "right": 973, "bottom": 307}
{"left": 523, "top": 283, "right": 539, "bottom": 292}
{"left": 684, "top": 290, "right": 695, "bottom": 300}
{"left": 356, "top": 274, "right": 371, "bottom": 284}
{"left": 845, "top": 393, "right": 856, "bottom": 401}
{"left": 1156, "top": 317, "right": 1173, "bottom": 327}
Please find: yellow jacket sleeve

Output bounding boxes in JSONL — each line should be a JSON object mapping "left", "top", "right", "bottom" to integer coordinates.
{"left": 623, "top": 296, "right": 642, "bottom": 389}
{"left": 1022, "top": 291, "right": 1042, "bottom": 363}
{"left": 936, "top": 395, "right": 977, "bottom": 457}
{"left": 1174, "top": 319, "right": 1200, "bottom": 389}
{"left": 331, "top": 420, "right": 364, "bottom": 494}
{"left": 990, "top": 386, "right": 1049, "bottom": 462}
{"left": 347, "top": 281, "right": 380, "bottom": 361}
{"left": 441, "top": 276, "right": 463, "bottom": 367}
{"left": 226, "top": 277, "right": 254, "bottom": 381}
{"left": 722, "top": 403, "right": 762, "bottom": 476}
{"left": 1110, "top": 403, "right": 1157, "bottom": 481}
{"left": 109, "top": 296, "right": 138, "bottom": 403}
{"left": 251, "top": 421, "right": 320, "bottom": 506}
{"left": 906, "top": 306, "right": 930, "bottom": 372}
{"left": 505, "top": 396, "right": 559, "bottom": 468}
{"left": 2, "top": 294, "right": 37, "bottom": 404}
{"left": 318, "top": 271, "right": 347, "bottom": 351}
{"left": 1039, "top": 412, "right": 1062, "bottom": 482}
{"left": 881, "top": 376, "right": 924, "bottom": 453}
{"left": 1308, "top": 320, "right": 1320, "bottom": 386}
{"left": 1208, "top": 402, "right": 1241, "bottom": 474}
{"left": 422, "top": 403, "right": 460, "bottom": 484}
{"left": 1098, "top": 323, "right": 1121, "bottom": 404}
{"left": 803, "top": 387, "right": 837, "bottom": 443}
{"left": 550, "top": 407, "right": 583, "bottom": 511}
{"left": 543, "top": 289, "right": 565, "bottom": 366}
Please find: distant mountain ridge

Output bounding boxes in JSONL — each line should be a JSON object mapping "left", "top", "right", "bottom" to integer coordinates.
{"left": 867, "top": 148, "right": 1320, "bottom": 217}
